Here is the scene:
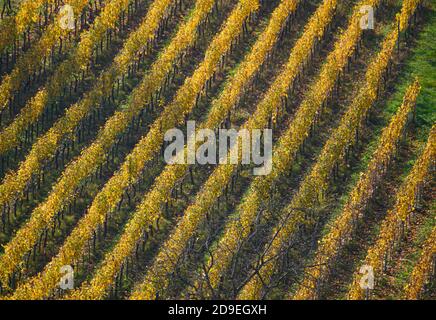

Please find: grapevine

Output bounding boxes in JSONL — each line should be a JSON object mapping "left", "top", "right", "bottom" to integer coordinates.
{"left": 347, "top": 124, "right": 435, "bottom": 299}
{"left": 292, "top": 79, "right": 421, "bottom": 300}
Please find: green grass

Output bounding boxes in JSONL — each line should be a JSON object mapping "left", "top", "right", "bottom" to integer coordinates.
{"left": 384, "top": 6, "right": 436, "bottom": 141}
{"left": 392, "top": 200, "right": 436, "bottom": 297}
